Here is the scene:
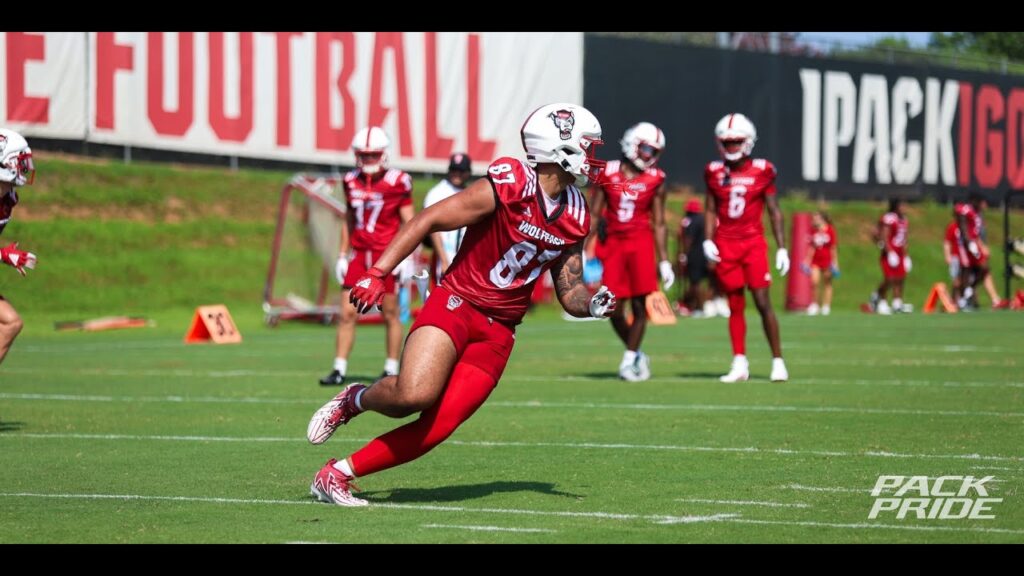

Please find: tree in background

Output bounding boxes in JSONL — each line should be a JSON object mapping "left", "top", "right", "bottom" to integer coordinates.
{"left": 929, "top": 32, "right": 1024, "bottom": 61}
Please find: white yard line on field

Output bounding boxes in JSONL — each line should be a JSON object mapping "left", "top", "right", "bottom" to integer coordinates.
{"left": 7, "top": 432, "right": 1024, "bottom": 463}
{"left": 3, "top": 391, "right": 1020, "bottom": 418}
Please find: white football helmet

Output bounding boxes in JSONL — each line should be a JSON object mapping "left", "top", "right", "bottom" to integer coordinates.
{"left": 714, "top": 113, "right": 757, "bottom": 162}
{"left": 0, "top": 128, "right": 34, "bottom": 186}
{"left": 620, "top": 122, "right": 665, "bottom": 171}
{"left": 351, "top": 126, "right": 390, "bottom": 175}
{"left": 520, "top": 102, "right": 605, "bottom": 187}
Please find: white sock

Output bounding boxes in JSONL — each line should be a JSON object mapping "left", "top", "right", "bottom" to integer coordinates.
{"left": 384, "top": 358, "right": 399, "bottom": 376}
{"left": 333, "top": 358, "right": 348, "bottom": 374}
{"left": 733, "top": 354, "right": 748, "bottom": 366}
{"left": 332, "top": 458, "right": 356, "bottom": 477}
{"left": 354, "top": 387, "right": 366, "bottom": 412}
{"left": 773, "top": 357, "right": 786, "bottom": 367}
{"left": 892, "top": 298, "right": 903, "bottom": 309}
{"left": 622, "top": 350, "right": 638, "bottom": 367}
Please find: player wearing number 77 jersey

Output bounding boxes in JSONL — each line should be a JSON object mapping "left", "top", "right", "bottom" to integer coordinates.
{"left": 318, "top": 126, "right": 415, "bottom": 388}
{"left": 305, "top": 103, "right": 617, "bottom": 506}
{"left": 703, "top": 113, "right": 789, "bottom": 383}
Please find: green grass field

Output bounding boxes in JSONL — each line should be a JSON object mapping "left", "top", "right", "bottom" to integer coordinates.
{"left": 1, "top": 308, "right": 1021, "bottom": 543}
{"left": 1, "top": 152, "right": 1022, "bottom": 543}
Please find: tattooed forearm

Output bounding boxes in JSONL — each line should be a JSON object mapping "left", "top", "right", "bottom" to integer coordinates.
{"left": 552, "top": 244, "right": 592, "bottom": 317}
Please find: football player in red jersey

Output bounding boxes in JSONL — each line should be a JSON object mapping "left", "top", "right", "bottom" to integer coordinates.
{"left": 319, "top": 127, "right": 416, "bottom": 387}
{"left": 955, "top": 192, "right": 1007, "bottom": 309}
{"left": 801, "top": 211, "right": 838, "bottom": 316}
{"left": 702, "top": 113, "right": 789, "bottom": 382}
{"left": 589, "top": 122, "right": 672, "bottom": 381}
{"left": 868, "top": 198, "right": 910, "bottom": 315}
{"left": 943, "top": 211, "right": 965, "bottom": 304}
{"left": 305, "top": 103, "right": 617, "bottom": 506}
{"left": 0, "top": 129, "right": 37, "bottom": 365}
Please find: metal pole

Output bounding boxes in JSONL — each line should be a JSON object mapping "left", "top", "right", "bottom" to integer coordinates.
{"left": 1005, "top": 191, "right": 1012, "bottom": 301}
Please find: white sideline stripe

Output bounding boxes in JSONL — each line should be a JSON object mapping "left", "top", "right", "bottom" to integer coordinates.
{"left": 784, "top": 484, "right": 892, "bottom": 493}
{"left": 784, "top": 482, "right": 1004, "bottom": 494}
{"left": 971, "top": 466, "right": 1021, "bottom": 471}
{"left": 726, "top": 518, "right": 1024, "bottom": 536}
{"left": 9, "top": 432, "right": 1024, "bottom": 463}
{"left": 0, "top": 368, "right": 313, "bottom": 378}
{"left": 676, "top": 498, "right": 811, "bottom": 509}
{"left": 4, "top": 391, "right": 1018, "bottom": 419}
{"left": 0, "top": 392, "right": 310, "bottom": 405}
{"left": 0, "top": 492, "right": 731, "bottom": 526}
{"left": 421, "top": 524, "right": 556, "bottom": 533}
{"left": 502, "top": 375, "right": 1024, "bottom": 389}
{"left": 5, "top": 367, "right": 1022, "bottom": 389}
{"left": 3, "top": 492, "right": 1019, "bottom": 536}
{"left": 488, "top": 400, "right": 1024, "bottom": 419}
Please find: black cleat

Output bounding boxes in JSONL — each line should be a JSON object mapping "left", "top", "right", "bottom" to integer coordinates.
{"left": 319, "top": 370, "right": 346, "bottom": 386}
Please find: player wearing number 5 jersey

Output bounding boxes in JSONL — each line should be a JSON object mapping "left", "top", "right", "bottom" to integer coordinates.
{"left": 319, "top": 126, "right": 415, "bottom": 387}
{"left": 305, "top": 103, "right": 617, "bottom": 506}
{"left": 589, "top": 122, "right": 670, "bottom": 381}
{"left": 703, "top": 113, "right": 789, "bottom": 383}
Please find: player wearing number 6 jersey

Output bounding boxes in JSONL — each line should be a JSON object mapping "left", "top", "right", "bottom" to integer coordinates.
{"left": 703, "top": 113, "right": 789, "bottom": 383}
{"left": 305, "top": 103, "right": 617, "bottom": 506}
{"left": 589, "top": 122, "right": 670, "bottom": 381}
{"left": 319, "top": 126, "right": 415, "bottom": 388}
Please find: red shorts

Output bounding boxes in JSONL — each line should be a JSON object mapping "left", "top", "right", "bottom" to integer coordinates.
{"left": 811, "top": 249, "right": 833, "bottom": 270}
{"left": 880, "top": 250, "right": 907, "bottom": 279}
{"left": 600, "top": 231, "right": 657, "bottom": 299}
{"left": 343, "top": 248, "right": 397, "bottom": 294}
{"left": 409, "top": 285, "right": 515, "bottom": 383}
{"left": 714, "top": 235, "right": 771, "bottom": 293}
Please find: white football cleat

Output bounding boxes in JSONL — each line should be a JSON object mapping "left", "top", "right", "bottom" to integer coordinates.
{"left": 876, "top": 300, "right": 892, "bottom": 315}
{"left": 715, "top": 297, "right": 731, "bottom": 318}
{"left": 821, "top": 305, "right": 831, "bottom": 316}
{"left": 770, "top": 358, "right": 789, "bottom": 382}
{"left": 720, "top": 356, "right": 749, "bottom": 383}
{"left": 310, "top": 459, "right": 368, "bottom": 506}
{"left": 807, "top": 303, "right": 820, "bottom": 316}
{"left": 307, "top": 383, "right": 366, "bottom": 445}
{"left": 619, "top": 361, "right": 643, "bottom": 382}
{"left": 636, "top": 352, "right": 651, "bottom": 381}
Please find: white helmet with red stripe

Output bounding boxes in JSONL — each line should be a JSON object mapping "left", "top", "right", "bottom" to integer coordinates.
{"left": 0, "top": 128, "right": 34, "bottom": 186}
{"left": 521, "top": 102, "right": 606, "bottom": 187}
{"left": 714, "top": 113, "right": 757, "bottom": 162}
{"left": 620, "top": 122, "right": 665, "bottom": 171}
{"left": 351, "top": 126, "right": 390, "bottom": 175}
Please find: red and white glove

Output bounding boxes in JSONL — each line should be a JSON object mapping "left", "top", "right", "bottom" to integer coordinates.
{"left": 0, "top": 242, "right": 36, "bottom": 276}
{"left": 349, "top": 267, "right": 387, "bottom": 314}
{"left": 589, "top": 285, "right": 617, "bottom": 318}
{"left": 967, "top": 240, "right": 981, "bottom": 259}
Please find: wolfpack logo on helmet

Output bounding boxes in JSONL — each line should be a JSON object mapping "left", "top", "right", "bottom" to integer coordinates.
{"left": 549, "top": 110, "right": 575, "bottom": 140}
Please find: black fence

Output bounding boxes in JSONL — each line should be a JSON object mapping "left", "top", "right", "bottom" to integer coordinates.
{"left": 585, "top": 36, "right": 1024, "bottom": 202}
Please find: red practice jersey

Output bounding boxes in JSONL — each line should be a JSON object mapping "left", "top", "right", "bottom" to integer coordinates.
{"left": 880, "top": 211, "right": 909, "bottom": 253}
{"left": 343, "top": 168, "right": 413, "bottom": 252}
{"left": 954, "top": 203, "right": 982, "bottom": 241}
{"left": 597, "top": 160, "right": 665, "bottom": 236}
{"left": 810, "top": 224, "right": 837, "bottom": 260}
{"left": 705, "top": 158, "right": 777, "bottom": 240}
{"left": 442, "top": 157, "right": 590, "bottom": 325}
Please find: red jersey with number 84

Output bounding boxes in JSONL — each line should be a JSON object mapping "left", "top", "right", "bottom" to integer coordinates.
{"left": 442, "top": 157, "right": 590, "bottom": 325}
